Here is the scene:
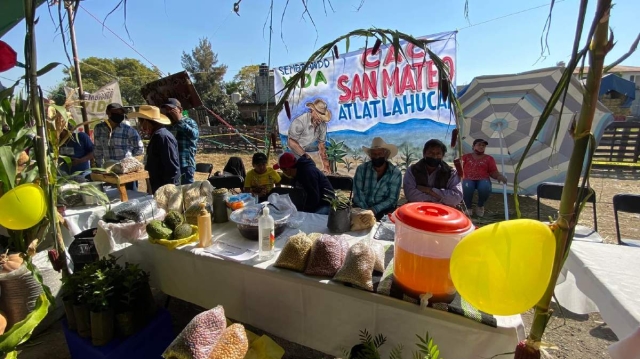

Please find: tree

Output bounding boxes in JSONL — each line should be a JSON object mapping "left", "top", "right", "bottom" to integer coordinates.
{"left": 224, "top": 81, "right": 243, "bottom": 96}
{"left": 233, "top": 64, "right": 260, "bottom": 97}
{"left": 63, "top": 57, "right": 161, "bottom": 105}
{"left": 181, "top": 38, "right": 239, "bottom": 124}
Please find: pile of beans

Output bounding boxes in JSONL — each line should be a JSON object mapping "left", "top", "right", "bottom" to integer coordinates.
{"left": 304, "top": 235, "right": 349, "bottom": 277}
{"left": 207, "top": 323, "right": 249, "bottom": 359}
{"left": 370, "top": 240, "right": 386, "bottom": 273}
{"left": 163, "top": 305, "right": 226, "bottom": 359}
{"left": 275, "top": 232, "right": 314, "bottom": 272}
{"left": 333, "top": 241, "right": 376, "bottom": 291}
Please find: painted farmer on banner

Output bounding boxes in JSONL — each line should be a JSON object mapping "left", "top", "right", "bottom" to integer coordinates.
{"left": 275, "top": 31, "right": 457, "bottom": 175}
{"left": 288, "top": 98, "right": 332, "bottom": 173}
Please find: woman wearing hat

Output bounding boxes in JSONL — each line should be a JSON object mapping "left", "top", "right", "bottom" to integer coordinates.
{"left": 353, "top": 137, "right": 402, "bottom": 220}
{"left": 461, "top": 139, "right": 508, "bottom": 217}
{"left": 129, "top": 105, "right": 180, "bottom": 194}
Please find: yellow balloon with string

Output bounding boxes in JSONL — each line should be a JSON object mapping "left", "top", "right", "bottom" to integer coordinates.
{"left": 0, "top": 184, "right": 47, "bottom": 230}
{"left": 450, "top": 219, "right": 556, "bottom": 316}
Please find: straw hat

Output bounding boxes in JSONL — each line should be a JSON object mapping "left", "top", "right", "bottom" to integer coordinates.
{"left": 362, "top": 137, "right": 398, "bottom": 158}
{"left": 127, "top": 105, "right": 171, "bottom": 125}
{"left": 305, "top": 99, "right": 331, "bottom": 123}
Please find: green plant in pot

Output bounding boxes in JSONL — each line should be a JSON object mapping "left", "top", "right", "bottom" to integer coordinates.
{"left": 87, "top": 268, "right": 116, "bottom": 346}
{"left": 324, "top": 190, "right": 352, "bottom": 233}
{"left": 72, "top": 267, "right": 94, "bottom": 338}
{"left": 115, "top": 263, "right": 149, "bottom": 336}
{"left": 60, "top": 273, "right": 80, "bottom": 332}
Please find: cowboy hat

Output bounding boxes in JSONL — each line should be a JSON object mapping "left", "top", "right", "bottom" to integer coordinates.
{"left": 362, "top": 137, "right": 398, "bottom": 158}
{"left": 127, "top": 105, "right": 171, "bottom": 125}
{"left": 305, "top": 99, "right": 331, "bottom": 123}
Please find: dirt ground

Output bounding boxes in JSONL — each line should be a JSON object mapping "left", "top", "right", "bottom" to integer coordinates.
{"left": 18, "top": 152, "right": 639, "bottom": 358}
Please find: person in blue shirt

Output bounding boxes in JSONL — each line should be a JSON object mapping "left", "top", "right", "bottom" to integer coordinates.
{"left": 161, "top": 98, "right": 199, "bottom": 185}
{"left": 353, "top": 137, "right": 402, "bottom": 220}
{"left": 274, "top": 152, "right": 333, "bottom": 214}
{"left": 129, "top": 106, "right": 180, "bottom": 194}
{"left": 59, "top": 124, "right": 94, "bottom": 176}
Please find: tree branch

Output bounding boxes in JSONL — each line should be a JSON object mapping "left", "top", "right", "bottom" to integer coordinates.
{"left": 603, "top": 32, "right": 640, "bottom": 72}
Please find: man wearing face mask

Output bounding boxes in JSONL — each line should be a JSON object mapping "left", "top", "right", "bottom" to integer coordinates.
{"left": 353, "top": 137, "right": 402, "bottom": 220}
{"left": 403, "top": 139, "right": 463, "bottom": 206}
{"left": 161, "top": 98, "right": 199, "bottom": 185}
{"left": 93, "top": 103, "right": 144, "bottom": 190}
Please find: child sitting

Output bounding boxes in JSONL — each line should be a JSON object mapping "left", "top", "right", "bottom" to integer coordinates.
{"left": 244, "top": 152, "right": 281, "bottom": 201}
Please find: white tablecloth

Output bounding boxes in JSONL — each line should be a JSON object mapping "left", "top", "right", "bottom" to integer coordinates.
{"left": 105, "top": 213, "right": 524, "bottom": 359}
{"left": 555, "top": 241, "right": 640, "bottom": 341}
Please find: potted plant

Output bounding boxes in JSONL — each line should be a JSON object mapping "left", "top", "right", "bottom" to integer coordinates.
{"left": 115, "top": 263, "right": 147, "bottom": 336}
{"left": 72, "top": 268, "right": 93, "bottom": 338}
{"left": 60, "top": 273, "right": 79, "bottom": 332}
{"left": 324, "top": 190, "right": 352, "bottom": 233}
{"left": 87, "top": 268, "right": 116, "bottom": 346}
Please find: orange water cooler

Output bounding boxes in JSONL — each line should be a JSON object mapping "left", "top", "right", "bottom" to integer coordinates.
{"left": 391, "top": 202, "right": 474, "bottom": 303}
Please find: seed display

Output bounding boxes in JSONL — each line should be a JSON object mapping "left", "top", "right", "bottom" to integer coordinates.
{"left": 162, "top": 305, "right": 226, "bottom": 359}
{"left": 304, "top": 234, "right": 349, "bottom": 277}
{"left": 207, "top": 323, "right": 249, "bottom": 359}
{"left": 275, "top": 233, "right": 313, "bottom": 272}
{"left": 333, "top": 241, "right": 376, "bottom": 291}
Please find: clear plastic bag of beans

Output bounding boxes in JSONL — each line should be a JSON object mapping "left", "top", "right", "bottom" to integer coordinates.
{"left": 332, "top": 241, "right": 376, "bottom": 291}
{"left": 274, "top": 233, "right": 313, "bottom": 272}
{"left": 304, "top": 234, "right": 349, "bottom": 277}
{"left": 163, "top": 305, "right": 226, "bottom": 359}
{"left": 207, "top": 323, "right": 249, "bottom": 359}
{"left": 370, "top": 240, "right": 386, "bottom": 273}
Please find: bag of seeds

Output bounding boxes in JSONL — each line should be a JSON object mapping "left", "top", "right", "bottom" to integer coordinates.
{"left": 111, "top": 157, "right": 144, "bottom": 174}
{"left": 162, "top": 305, "right": 226, "bottom": 359}
{"left": 333, "top": 241, "right": 376, "bottom": 291}
{"left": 304, "top": 234, "right": 349, "bottom": 277}
{"left": 207, "top": 323, "right": 249, "bottom": 359}
{"left": 370, "top": 240, "right": 386, "bottom": 273}
{"left": 350, "top": 208, "right": 376, "bottom": 231}
{"left": 274, "top": 233, "right": 313, "bottom": 272}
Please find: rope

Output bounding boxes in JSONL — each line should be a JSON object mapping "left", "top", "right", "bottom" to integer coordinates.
{"left": 202, "top": 106, "right": 259, "bottom": 151}
{"left": 78, "top": 5, "right": 165, "bottom": 76}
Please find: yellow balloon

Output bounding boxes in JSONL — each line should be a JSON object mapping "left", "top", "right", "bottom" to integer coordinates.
{"left": 0, "top": 184, "right": 47, "bottom": 230}
{"left": 450, "top": 219, "right": 556, "bottom": 316}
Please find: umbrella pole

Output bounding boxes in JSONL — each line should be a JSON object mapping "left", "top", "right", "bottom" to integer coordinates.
{"left": 498, "top": 126, "right": 509, "bottom": 220}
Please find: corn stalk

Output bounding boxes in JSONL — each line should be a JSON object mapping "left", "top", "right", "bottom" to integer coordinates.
{"left": 513, "top": 0, "right": 613, "bottom": 356}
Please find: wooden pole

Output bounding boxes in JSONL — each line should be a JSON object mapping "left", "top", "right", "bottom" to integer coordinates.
{"left": 66, "top": 2, "right": 91, "bottom": 134}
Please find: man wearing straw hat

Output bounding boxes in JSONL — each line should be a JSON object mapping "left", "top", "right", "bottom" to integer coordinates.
{"left": 353, "top": 137, "right": 403, "bottom": 220}
{"left": 128, "top": 105, "right": 180, "bottom": 194}
{"left": 287, "top": 98, "right": 332, "bottom": 173}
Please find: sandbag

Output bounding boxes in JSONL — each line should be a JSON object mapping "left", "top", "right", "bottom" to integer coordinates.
{"left": 0, "top": 265, "right": 43, "bottom": 330}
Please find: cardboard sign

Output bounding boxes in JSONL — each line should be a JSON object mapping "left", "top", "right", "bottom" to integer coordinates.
{"left": 140, "top": 71, "right": 203, "bottom": 110}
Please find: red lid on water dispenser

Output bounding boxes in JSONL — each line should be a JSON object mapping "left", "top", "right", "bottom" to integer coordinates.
{"left": 394, "top": 202, "right": 472, "bottom": 234}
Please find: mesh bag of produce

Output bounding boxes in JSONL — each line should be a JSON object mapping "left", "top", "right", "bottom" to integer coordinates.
{"left": 111, "top": 157, "right": 144, "bottom": 174}
{"left": 332, "top": 241, "right": 376, "bottom": 291}
{"left": 155, "top": 184, "right": 183, "bottom": 213}
{"left": 274, "top": 233, "right": 313, "bottom": 272}
{"left": 207, "top": 323, "right": 249, "bottom": 359}
{"left": 162, "top": 305, "right": 226, "bottom": 359}
{"left": 304, "top": 234, "right": 349, "bottom": 277}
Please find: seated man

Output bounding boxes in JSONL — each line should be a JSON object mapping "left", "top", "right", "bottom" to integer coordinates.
{"left": 403, "top": 139, "right": 463, "bottom": 206}
{"left": 353, "top": 137, "right": 402, "bottom": 220}
{"left": 274, "top": 152, "right": 333, "bottom": 214}
{"left": 244, "top": 152, "right": 281, "bottom": 201}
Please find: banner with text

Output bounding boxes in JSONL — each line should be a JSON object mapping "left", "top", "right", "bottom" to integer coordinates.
{"left": 65, "top": 81, "right": 122, "bottom": 129}
{"left": 274, "top": 31, "right": 457, "bottom": 171}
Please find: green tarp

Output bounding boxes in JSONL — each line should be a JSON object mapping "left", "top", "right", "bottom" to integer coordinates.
{"left": 0, "top": 0, "right": 46, "bottom": 38}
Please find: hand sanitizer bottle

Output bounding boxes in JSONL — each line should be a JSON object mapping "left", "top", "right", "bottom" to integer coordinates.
{"left": 258, "top": 206, "right": 275, "bottom": 260}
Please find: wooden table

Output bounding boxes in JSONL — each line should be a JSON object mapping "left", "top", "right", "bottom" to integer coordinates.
{"left": 90, "top": 171, "right": 150, "bottom": 201}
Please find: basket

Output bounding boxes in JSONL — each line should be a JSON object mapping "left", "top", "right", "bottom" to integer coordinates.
{"left": 148, "top": 225, "right": 199, "bottom": 250}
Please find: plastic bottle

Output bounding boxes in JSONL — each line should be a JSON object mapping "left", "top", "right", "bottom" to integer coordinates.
{"left": 197, "top": 203, "right": 212, "bottom": 248}
{"left": 258, "top": 206, "right": 275, "bottom": 260}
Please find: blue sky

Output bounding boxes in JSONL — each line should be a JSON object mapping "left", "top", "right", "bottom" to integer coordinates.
{"left": 1, "top": 0, "right": 639, "bottom": 96}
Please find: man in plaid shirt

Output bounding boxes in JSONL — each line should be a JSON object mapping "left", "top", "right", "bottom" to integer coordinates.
{"left": 162, "top": 98, "right": 199, "bottom": 184}
{"left": 353, "top": 137, "right": 402, "bottom": 220}
{"left": 93, "top": 103, "right": 144, "bottom": 190}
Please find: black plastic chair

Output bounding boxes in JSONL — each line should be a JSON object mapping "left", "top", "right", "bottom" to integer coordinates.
{"left": 327, "top": 175, "right": 354, "bottom": 200}
{"left": 195, "top": 163, "right": 214, "bottom": 179}
{"left": 536, "top": 182, "right": 598, "bottom": 232}
{"left": 269, "top": 187, "right": 307, "bottom": 212}
{"left": 208, "top": 175, "right": 244, "bottom": 192}
{"left": 613, "top": 194, "right": 640, "bottom": 246}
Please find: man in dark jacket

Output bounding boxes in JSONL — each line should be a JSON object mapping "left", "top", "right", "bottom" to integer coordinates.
{"left": 274, "top": 152, "right": 333, "bottom": 214}
{"left": 128, "top": 105, "right": 180, "bottom": 194}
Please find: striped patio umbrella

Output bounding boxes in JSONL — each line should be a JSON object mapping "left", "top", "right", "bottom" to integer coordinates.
{"left": 459, "top": 67, "right": 613, "bottom": 196}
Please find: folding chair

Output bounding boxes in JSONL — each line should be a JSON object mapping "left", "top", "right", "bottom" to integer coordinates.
{"left": 327, "top": 175, "right": 354, "bottom": 200}
{"left": 536, "top": 182, "right": 601, "bottom": 242}
{"left": 208, "top": 175, "right": 244, "bottom": 192}
{"left": 269, "top": 187, "right": 307, "bottom": 212}
{"left": 613, "top": 194, "right": 640, "bottom": 246}
{"left": 195, "top": 163, "right": 214, "bottom": 179}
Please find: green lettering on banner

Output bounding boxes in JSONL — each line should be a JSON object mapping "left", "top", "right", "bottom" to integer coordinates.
{"left": 96, "top": 101, "right": 107, "bottom": 113}
{"left": 304, "top": 73, "right": 312, "bottom": 88}
{"left": 314, "top": 71, "right": 327, "bottom": 86}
